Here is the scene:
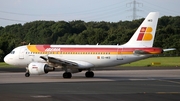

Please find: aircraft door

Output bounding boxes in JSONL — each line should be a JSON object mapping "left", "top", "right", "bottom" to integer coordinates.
{"left": 19, "top": 48, "right": 25, "bottom": 59}
{"left": 116, "top": 48, "right": 123, "bottom": 60}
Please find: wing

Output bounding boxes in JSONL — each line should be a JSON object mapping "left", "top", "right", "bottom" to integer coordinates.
{"left": 40, "top": 55, "right": 78, "bottom": 66}
{"left": 40, "top": 55, "right": 94, "bottom": 69}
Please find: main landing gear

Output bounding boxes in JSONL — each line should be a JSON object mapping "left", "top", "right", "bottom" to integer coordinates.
{"left": 62, "top": 71, "right": 94, "bottom": 78}
{"left": 63, "top": 72, "right": 72, "bottom": 78}
{"left": 85, "top": 71, "right": 94, "bottom": 78}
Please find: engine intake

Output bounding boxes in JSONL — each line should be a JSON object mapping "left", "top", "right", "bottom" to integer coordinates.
{"left": 28, "top": 62, "right": 55, "bottom": 75}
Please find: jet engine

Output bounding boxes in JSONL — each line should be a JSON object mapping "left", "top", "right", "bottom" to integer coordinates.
{"left": 28, "top": 62, "right": 55, "bottom": 75}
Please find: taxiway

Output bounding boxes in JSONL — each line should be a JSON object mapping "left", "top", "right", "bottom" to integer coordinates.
{"left": 0, "top": 69, "right": 180, "bottom": 101}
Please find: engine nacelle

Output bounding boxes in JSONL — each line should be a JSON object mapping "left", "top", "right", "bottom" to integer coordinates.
{"left": 28, "top": 62, "right": 55, "bottom": 75}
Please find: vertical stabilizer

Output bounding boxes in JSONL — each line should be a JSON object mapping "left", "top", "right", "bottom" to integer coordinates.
{"left": 123, "top": 12, "right": 159, "bottom": 47}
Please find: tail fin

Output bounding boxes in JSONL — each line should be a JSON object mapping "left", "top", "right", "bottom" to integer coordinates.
{"left": 123, "top": 12, "right": 159, "bottom": 47}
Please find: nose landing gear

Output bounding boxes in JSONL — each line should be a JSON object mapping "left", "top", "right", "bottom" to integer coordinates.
{"left": 25, "top": 72, "right": 30, "bottom": 77}
{"left": 25, "top": 67, "right": 30, "bottom": 77}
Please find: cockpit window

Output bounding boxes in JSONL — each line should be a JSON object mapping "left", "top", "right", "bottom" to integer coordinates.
{"left": 10, "top": 51, "right": 15, "bottom": 54}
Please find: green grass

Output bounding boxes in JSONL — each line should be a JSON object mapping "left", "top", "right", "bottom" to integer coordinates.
{"left": 0, "top": 62, "right": 16, "bottom": 68}
{"left": 122, "top": 57, "right": 180, "bottom": 67}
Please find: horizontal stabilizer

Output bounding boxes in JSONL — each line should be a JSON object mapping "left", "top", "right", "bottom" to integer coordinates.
{"left": 133, "top": 50, "right": 149, "bottom": 55}
{"left": 163, "top": 48, "right": 176, "bottom": 52}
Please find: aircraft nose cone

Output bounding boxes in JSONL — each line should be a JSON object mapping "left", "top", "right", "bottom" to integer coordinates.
{"left": 4, "top": 54, "right": 12, "bottom": 65}
{"left": 4, "top": 55, "right": 8, "bottom": 63}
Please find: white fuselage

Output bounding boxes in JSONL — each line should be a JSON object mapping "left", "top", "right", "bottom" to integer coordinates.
{"left": 4, "top": 45, "right": 153, "bottom": 68}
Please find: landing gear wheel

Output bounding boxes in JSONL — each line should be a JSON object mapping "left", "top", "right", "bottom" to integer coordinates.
{"left": 63, "top": 72, "right": 72, "bottom": 78}
{"left": 85, "top": 71, "right": 94, "bottom": 78}
{"left": 25, "top": 72, "right": 30, "bottom": 77}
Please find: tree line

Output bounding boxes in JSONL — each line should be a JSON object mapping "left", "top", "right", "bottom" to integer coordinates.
{"left": 0, "top": 16, "right": 180, "bottom": 61}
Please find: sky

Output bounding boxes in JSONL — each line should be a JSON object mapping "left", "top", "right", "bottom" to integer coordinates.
{"left": 0, "top": 0, "right": 180, "bottom": 27}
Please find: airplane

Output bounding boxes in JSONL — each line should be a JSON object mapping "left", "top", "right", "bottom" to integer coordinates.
{"left": 4, "top": 12, "right": 175, "bottom": 78}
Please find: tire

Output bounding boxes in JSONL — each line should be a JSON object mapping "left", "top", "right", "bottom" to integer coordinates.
{"left": 63, "top": 72, "right": 72, "bottom": 78}
{"left": 25, "top": 73, "right": 30, "bottom": 77}
{"left": 85, "top": 71, "right": 94, "bottom": 78}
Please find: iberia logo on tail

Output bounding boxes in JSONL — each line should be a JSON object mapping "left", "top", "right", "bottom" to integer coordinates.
{"left": 137, "top": 27, "right": 153, "bottom": 41}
